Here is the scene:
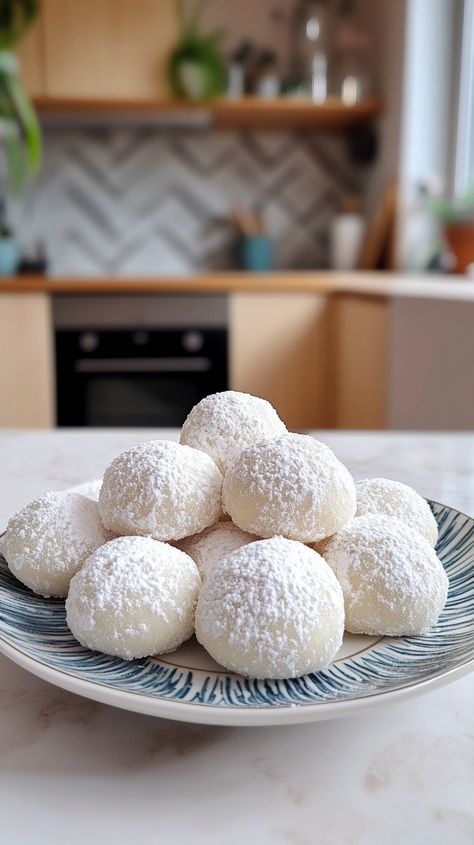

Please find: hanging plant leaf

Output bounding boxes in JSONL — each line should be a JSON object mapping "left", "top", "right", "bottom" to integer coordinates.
{"left": 0, "top": 0, "right": 38, "bottom": 50}
{"left": 3, "top": 68, "right": 41, "bottom": 173}
{"left": 0, "top": 118, "right": 25, "bottom": 192}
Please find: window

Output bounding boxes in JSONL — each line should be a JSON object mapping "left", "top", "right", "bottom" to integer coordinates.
{"left": 454, "top": 0, "right": 474, "bottom": 193}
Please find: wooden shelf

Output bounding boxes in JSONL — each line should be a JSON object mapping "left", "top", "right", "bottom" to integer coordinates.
{"left": 32, "top": 96, "right": 383, "bottom": 130}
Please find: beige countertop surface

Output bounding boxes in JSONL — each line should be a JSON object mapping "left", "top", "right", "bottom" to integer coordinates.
{"left": 1, "top": 271, "right": 474, "bottom": 300}
{"left": 0, "top": 429, "right": 473, "bottom": 845}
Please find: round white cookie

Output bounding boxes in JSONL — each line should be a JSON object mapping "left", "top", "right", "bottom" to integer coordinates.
{"left": 323, "top": 513, "right": 448, "bottom": 636}
{"left": 222, "top": 433, "right": 356, "bottom": 543}
{"left": 178, "top": 520, "right": 256, "bottom": 581}
{"left": 4, "top": 491, "right": 110, "bottom": 598}
{"left": 180, "top": 390, "right": 287, "bottom": 474}
{"left": 99, "top": 440, "right": 223, "bottom": 541}
{"left": 355, "top": 477, "right": 438, "bottom": 546}
{"left": 66, "top": 536, "right": 201, "bottom": 659}
{"left": 195, "top": 536, "right": 344, "bottom": 679}
{"left": 70, "top": 478, "right": 102, "bottom": 502}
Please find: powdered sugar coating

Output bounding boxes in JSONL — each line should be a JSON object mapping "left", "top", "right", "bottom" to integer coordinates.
{"left": 4, "top": 491, "right": 110, "bottom": 598}
{"left": 195, "top": 536, "right": 344, "bottom": 679}
{"left": 356, "top": 477, "right": 438, "bottom": 546}
{"left": 323, "top": 513, "right": 448, "bottom": 636}
{"left": 70, "top": 478, "right": 102, "bottom": 501}
{"left": 66, "top": 536, "right": 201, "bottom": 659}
{"left": 99, "top": 440, "right": 223, "bottom": 541}
{"left": 222, "top": 433, "right": 356, "bottom": 543}
{"left": 178, "top": 521, "right": 256, "bottom": 581}
{"left": 180, "top": 390, "right": 287, "bottom": 474}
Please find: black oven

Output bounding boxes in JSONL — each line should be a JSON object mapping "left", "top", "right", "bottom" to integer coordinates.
{"left": 54, "top": 295, "right": 228, "bottom": 427}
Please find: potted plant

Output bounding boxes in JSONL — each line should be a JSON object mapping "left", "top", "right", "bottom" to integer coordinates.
{"left": 0, "top": 0, "right": 42, "bottom": 275}
{"left": 431, "top": 189, "right": 474, "bottom": 274}
{"left": 169, "top": 0, "right": 226, "bottom": 101}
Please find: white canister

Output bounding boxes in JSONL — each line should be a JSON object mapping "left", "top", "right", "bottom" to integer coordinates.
{"left": 329, "top": 210, "right": 365, "bottom": 270}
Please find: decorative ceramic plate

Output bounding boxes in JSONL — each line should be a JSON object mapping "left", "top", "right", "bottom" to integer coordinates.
{"left": 0, "top": 500, "right": 473, "bottom": 726}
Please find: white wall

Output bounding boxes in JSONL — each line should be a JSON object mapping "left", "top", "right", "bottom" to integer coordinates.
{"left": 397, "top": 0, "right": 461, "bottom": 265}
{"left": 360, "top": 0, "right": 462, "bottom": 268}
{"left": 361, "top": 0, "right": 408, "bottom": 232}
{"left": 400, "top": 0, "right": 457, "bottom": 188}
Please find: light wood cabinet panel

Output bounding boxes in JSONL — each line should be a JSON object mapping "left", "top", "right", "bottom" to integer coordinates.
{"left": 230, "top": 293, "right": 333, "bottom": 430}
{"left": 0, "top": 294, "right": 54, "bottom": 427}
{"left": 16, "top": 15, "right": 46, "bottom": 96}
{"left": 332, "top": 294, "right": 389, "bottom": 428}
{"left": 42, "top": 0, "right": 177, "bottom": 98}
{"left": 0, "top": 288, "right": 389, "bottom": 430}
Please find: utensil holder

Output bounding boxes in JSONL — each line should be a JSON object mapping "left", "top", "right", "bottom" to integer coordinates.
{"left": 236, "top": 236, "right": 273, "bottom": 272}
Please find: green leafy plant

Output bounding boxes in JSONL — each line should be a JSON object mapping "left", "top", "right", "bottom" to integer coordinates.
{"left": 169, "top": 0, "right": 226, "bottom": 101}
{"left": 0, "top": 0, "right": 41, "bottom": 193}
{"left": 430, "top": 187, "right": 474, "bottom": 223}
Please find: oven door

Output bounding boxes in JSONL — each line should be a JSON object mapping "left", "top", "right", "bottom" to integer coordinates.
{"left": 56, "top": 328, "right": 228, "bottom": 427}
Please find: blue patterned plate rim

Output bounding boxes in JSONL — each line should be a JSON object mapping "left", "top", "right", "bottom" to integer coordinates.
{"left": 0, "top": 498, "right": 473, "bottom": 727}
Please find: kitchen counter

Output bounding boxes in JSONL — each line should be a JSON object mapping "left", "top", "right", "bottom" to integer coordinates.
{"left": 0, "top": 429, "right": 473, "bottom": 845}
{"left": 1, "top": 271, "right": 474, "bottom": 300}
{"left": 4, "top": 271, "right": 474, "bottom": 430}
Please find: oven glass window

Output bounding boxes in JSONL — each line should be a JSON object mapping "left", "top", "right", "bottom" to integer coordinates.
{"left": 85, "top": 376, "right": 203, "bottom": 426}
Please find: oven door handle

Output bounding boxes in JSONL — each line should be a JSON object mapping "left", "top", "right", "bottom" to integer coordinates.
{"left": 74, "top": 357, "right": 212, "bottom": 374}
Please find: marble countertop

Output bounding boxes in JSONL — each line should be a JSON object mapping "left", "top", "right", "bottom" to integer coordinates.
{"left": 0, "top": 429, "right": 473, "bottom": 845}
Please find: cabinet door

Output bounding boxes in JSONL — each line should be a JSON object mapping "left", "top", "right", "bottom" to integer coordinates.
{"left": 333, "top": 294, "right": 388, "bottom": 428}
{"left": 230, "top": 293, "right": 332, "bottom": 430}
{"left": 389, "top": 297, "right": 474, "bottom": 429}
{"left": 16, "top": 15, "right": 46, "bottom": 96}
{"left": 0, "top": 294, "right": 54, "bottom": 427}
{"left": 42, "top": 0, "right": 177, "bottom": 99}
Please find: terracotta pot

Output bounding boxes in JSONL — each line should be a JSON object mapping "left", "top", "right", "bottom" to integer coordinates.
{"left": 444, "top": 221, "right": 474, "bottom": 273}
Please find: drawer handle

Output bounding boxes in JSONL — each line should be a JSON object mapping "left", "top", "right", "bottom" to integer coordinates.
{"left": 74, "top": 357, "right": 212, "bottom": 374}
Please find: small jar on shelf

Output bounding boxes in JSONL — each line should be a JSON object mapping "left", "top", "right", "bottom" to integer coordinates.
{"left": 290, "top": 0, "right": 332, "bottom": 103}
{"left": 330, "top": 0, "right": 372, "bottom": 105}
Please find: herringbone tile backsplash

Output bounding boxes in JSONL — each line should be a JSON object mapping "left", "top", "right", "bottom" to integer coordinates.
{"left": 13, "top": 127, "right": 364, "bottom": 275}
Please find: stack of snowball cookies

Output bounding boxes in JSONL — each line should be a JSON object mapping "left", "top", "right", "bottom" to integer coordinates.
{"left": 3, "top": 391, "right": 448, "bottom": 680}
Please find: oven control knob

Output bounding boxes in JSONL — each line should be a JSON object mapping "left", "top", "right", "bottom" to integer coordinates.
{"left": 79, "top": 332, "right": 99, "bottom": 352}
{"left": 133, "top": 331, "right": 149, "bottom": 346}
{"left": 182, "top": 331, "right": 203, "bottom": 353}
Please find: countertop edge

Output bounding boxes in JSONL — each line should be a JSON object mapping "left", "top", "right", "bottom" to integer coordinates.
{"left": 0, "top": 271, "right": 473, "bottom": 301}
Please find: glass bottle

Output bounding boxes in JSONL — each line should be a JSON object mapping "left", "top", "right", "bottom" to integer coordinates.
{"left": 331, "top": 0, "right": 371, "bottom": 104}
{"left": 291, "top": 0, "right": 332, "bottom": 102}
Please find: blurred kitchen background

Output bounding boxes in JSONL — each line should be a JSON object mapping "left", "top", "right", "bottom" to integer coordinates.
{"left": 0, "top": 0, "right": 473, "bottom": 432}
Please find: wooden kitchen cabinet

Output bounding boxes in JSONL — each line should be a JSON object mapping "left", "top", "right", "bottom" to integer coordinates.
{"left": 332, "top": 294, "right": 389, "bottom": 428}
{"left": 0, "top": 285, "right": 390, "bottom": 430}
{"left": 16, "top": 13, "right": 45, "bottom": 96}
{"left": 18, "top": 0, "right": 177, "bottom": 99}
{"left": 0, "top": 294, "right": 54, "bottom": 427}
{"left": 230, "top": 293, "right": 335, "bottom": 430}
{"left": 229, "top": 291, "right": 390, "bottom": 431}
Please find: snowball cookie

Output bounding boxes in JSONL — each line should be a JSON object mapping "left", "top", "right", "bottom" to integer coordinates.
{"left": 323, "top": 514, "right": 448, "bottom": 636}
{"left": 196, "top": 536, "right": 344, "bottom": 679}
{"left": 180, "top": 390, "right": 287, "bottom": 474}
{"left": 4, "top": 491, "right": 110, "bottom": 598}
{"left": 99, "top": 440, "right": 223, "bottom": 541}
{"left": 70, "top": 478, "right": 102, "bottom": 502}
{"left": 223, "top": 433, "right": 356, "bottom": 543}
{"left": 178, "top": 520, "right": 256, "bottom": 581}
{"left": 355, "top": 477, "right": 438, "bottom": 546}
{"left": 66, "top": 536, "right": 201, "bottom": 660}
